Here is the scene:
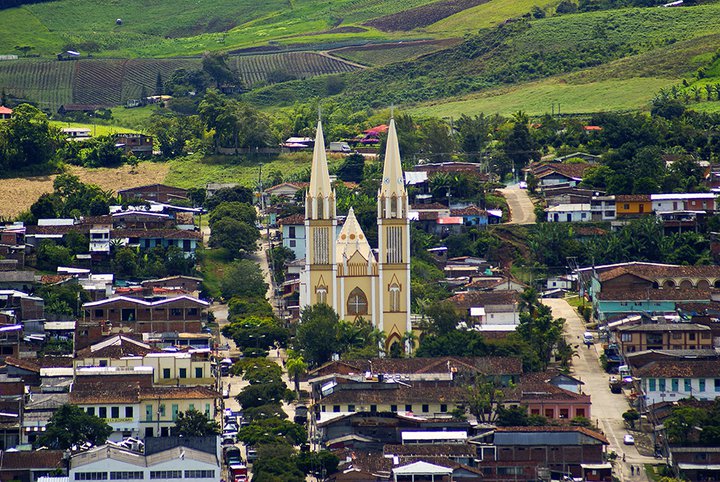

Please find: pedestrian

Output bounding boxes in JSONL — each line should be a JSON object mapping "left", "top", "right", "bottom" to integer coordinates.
{"left": 630, "top": 465, "right": 634, "bottom": 476}
{"left": 622, "top": 453, "right": 626, "bottom": 462}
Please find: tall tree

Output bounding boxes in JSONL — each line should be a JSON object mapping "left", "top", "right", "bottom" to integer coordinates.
{"left": 172, "top": 409, "right": 220, "bottom": 437}
{"left": 36, "top": 404, "right": 112, "bottom": 449}
{"left": 295, "top": 304, "right": 341, "bottom": 367}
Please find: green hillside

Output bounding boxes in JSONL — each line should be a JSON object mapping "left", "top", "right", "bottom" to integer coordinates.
{"left": 245, "top": 4, "right": 720, "bottom": 113}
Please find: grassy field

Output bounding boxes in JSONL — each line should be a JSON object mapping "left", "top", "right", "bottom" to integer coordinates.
{"left": 409, "top": 76, "right": 675, "bottom": 117}
{"left": 330, "top": 39, "right": 460, "bottom": 67}
{"left": 164, "top": 153, "right": 344, "bottom": 190}
{"left": 49, "top": 121, "right": 138, "bottom": 136}
{"left": 0, "top": 162, "right": 169, "bottom": 218}
{"left": 2, "top": 0, "right": 440, "bottom": 58}
{"left": 424, "top": 0, "right": 556, "bottom": 34}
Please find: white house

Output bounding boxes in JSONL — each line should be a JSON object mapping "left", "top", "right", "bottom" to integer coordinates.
{"left": 636, "top": 360, "right": 720, "bottom": 407}
{"left": 590, "top": 195, "right": 616, "bottom": 221}
{"left": 651, "top": 193, "right": 716, "bottom": 213}
{"left": 546, "top": 203, "right": 592, "bottom": 223}
{"left": 70, "top": 437, "right": 221, "bottom": 482}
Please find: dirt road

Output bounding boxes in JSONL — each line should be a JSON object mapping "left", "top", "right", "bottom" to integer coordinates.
{"left": 500, "top": 184, "right": 536, "bottom": 225}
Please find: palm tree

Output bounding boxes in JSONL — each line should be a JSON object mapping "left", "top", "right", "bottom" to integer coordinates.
{"left": 285, "top": 356, "right": 308, "bottom": 395}
{"left": 369, "top": 329, "right": 386, "bottom": 357}
{"left": 402, "top": 331, "right": 417, "bottom": 356}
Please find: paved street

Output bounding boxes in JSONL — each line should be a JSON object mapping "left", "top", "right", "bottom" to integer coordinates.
{"left": 500, "top": 183, "right": 536, "bottom": 224}
{"left": 543, "top": 298, "right": 658, "bottom": 481}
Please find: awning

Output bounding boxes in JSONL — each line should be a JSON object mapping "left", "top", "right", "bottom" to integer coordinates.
{"left": 677, "top": 463, "right": 720, "bottom": 470}
{"left": 581, "top": 463, "right": 612, "bottom": 470}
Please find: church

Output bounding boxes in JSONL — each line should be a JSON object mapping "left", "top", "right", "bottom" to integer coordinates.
{"left": 299, "top": 117, "right": 412, "bottom": 351}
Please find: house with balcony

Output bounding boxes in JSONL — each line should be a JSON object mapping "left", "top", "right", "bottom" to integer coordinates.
{"left": 74, "top": 335, "right": 213, "bottom": 386}
{"left": 473, "top": 426, "right": 611, "bottom": 482}
{"left": 613, "top": 323, "right": 713, "bottom": 354}
{"left": 70, "top": 375, "right": 220, "bottom": 440}
{"left": 615, "top": 194, "right": 652, "bottom": 219}
{"left": 590, "top": 195, "right": 616, "bottom": 221}
{"left": 82, "top": 295, "right": 208, "bottom": 335}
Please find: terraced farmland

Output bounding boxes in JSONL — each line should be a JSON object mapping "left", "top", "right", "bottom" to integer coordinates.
{"left": 0, "top": 53, "right": 358, "bottom": 109}
{"left": 0, "top": 60, "right": 74, "bottom": 109}
{"left": 233, "top": 52, "right": 361, "bottom": 87}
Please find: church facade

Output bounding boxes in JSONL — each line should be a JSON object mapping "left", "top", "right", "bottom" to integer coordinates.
{"left": 299, "top": 118, "right": 411, "bottom": 350}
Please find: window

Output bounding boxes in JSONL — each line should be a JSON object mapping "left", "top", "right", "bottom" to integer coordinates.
{"left": 624, "top": 204, "right": 630, "bottom": 210}
{"left": 333, "top": 405, "right": 340, "bottom": 413}
{"left": 659, "top": 379, "right": 666, "bottom": 392}
{"left": 370, "top": 404, "right": 377, "bottom": 412}
{"left": 288, "top": 226, "right": 296, "bottom": 238}
{"left": 559, "top": 409, "right": 569, "bottom": 419}
{"left": 159, "top": 404, "right": 166, "bottom": 417}
{"left": 98, "top": 360, "right": 108, "bottom": 367}
{"left": 289, "top": 240, "right": 296, "bottom": 247}
{"left": 125, "top": 407, "right": 133, "bottom": 418}
{"left": 179, "top": 368, "right": 187, "bottom": 379}
{"left": 348, "top": 405, "right": 355, "bottom": 412}
{"left": 440, "top": 404, "right": 448, "bottom": 413}
{"left": 316, "top": 286, "right": 327, "bottom": 305}
{"left": 184, "top": 471, "right": 214, "bottom": 479}
{"left": 689, "top": 333, "right": 696, "bottom": 341}
{"left": 172, "top": 404, "right": 179, "bottom": 420}
{"left": 189, "top": 404, "right": 194, "bottom": 412}
{"left": 422, "top": 404, "right": 429, "bottom": 413}
{"left": 648, "top": 379, "right": 656, "bottom": 391}
{"left": 111, "top": 407, "right": 120, "bottom": 419}
{"left": 405, "top": 404, "right": 412, "bottom": 412}
{"left": 75, "top": 473, "right": 108, "bottom": 480}
{"left": 86, "top": 407, "right": 95, "bottom": 416}
{"left": 170, "top": 308, "right": 182, "bottom": 317}
{"left": 163, "top": 368, "right": 171, "bottom": 379}
{"left": 390, "top": 404, "right": 398, "bottom": 412}
{"left": 685, "top": 379, "right": 692, "bottom": 391}
{"left": 121, "top": 309, "right": 136, "bottom": 322}
{"left": 99, "top": 407, "right": 107, "bottom": 419}
{"left": 672, "top": 379, "right": 679, "bottom": 391}
{"left": 672, "top": 332, "right": 682, "bottom": 340}
{"left": 545, "top": 409, "right": 554, "bottom": 418}
{"left": 94, "top": 309, "right": 104, "bottom": 318}
{"left": 497, "top": 467, "right": 523, "bottom": 476}
{"left": 109, "top": 472, "right": 143, "bottom": 480}
{"left": 187, "top": 308, "right": 198, "bottom": 317}
{"left": 700, "top": 379, "right": 706, "bottom": 392}
{"left": 195, "top": 367, "right": 203, "bottom": 378}
{"left": 347, "top": 287, "right": 368, "bottom": 316}
{"left": 146, "top": 405, "right": 153, "bottom": 421}
{"left": 205, "top": 404, "right": 211, "bottom": 417}
{"left": 576, "top": 408, "right": 586, "bottom": 418}
{"left": 389, "top": 283, "right": 401, "bottom": 312}
{"left": 150, "top": 472, "right": 182, "bottom": 479}
{"left": 715, "top": 379, "right": 720, "bottom": 392}
{"left": 621, "top": 333, "right": 632, "bottom": 342}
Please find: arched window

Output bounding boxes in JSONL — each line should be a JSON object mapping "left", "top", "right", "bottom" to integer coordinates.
{"left": 317, "top": 194, "right": 324, "bottom": 218}
{"left": 316, "top": 285, "right": 327, "bottom": 305}
{"left": 389, "top": 283, "right": 401, "bottom": 312}
{"left": 347, "top": 287, "right": 368, "bottom": 316}
{"left": 390, "top": 194, "right": 398, "bottom": 218}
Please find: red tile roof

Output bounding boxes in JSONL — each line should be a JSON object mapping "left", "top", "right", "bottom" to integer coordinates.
{"left": 0, "top": 450, "right": 64, "bottom": 469}
{"left": 278, "top": 214, "right": 305, "bottom": 225}
{"left": 449, "top": 290, "right": 519, "bottom": 309}
{"left": 635, "top": 360, "right": 720, "bottom": 378}
{"left": 597, "top": 288, "right": 714, "bottom": 301}
{"left": 0, "top": 106, "right": 13, "bottom": 115}
{"left": 616, "top": 194, "right": 651, "bottom": 202}
{"left": 450, "top": 206, "right": 488, "bottom": 216}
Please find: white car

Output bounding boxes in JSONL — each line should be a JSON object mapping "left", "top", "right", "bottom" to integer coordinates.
{"left": 623, "top": 434, "right": 635, "bottom": 445}
{"left": 518, "top": 181, "right": 528, "bottom": 189}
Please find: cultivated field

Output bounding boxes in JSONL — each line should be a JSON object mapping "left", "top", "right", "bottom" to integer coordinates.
{"left": 330, "top": 39, "right": 460, "bottom": 67}
{"left": 0, "top": 53, "right": 360, "bottom": 110}
{"left": 0, "top": 163, "right": 169, "bottom": 218}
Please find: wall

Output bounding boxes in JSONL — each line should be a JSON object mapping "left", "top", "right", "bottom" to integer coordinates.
{"left": 642, "top": 376, "right": 720, "bottom": 406}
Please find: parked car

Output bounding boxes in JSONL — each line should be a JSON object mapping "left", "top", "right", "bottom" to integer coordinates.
{"left": 623, "top": 434, "right": 635, "bottom": 445}
{"left": 294, "top": 405, "right": 308, "bottom": 425}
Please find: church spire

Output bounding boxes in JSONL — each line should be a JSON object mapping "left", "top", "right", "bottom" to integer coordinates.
{"left": 306, "top": 120, "right": 335, "bottom": 220}
{"left": 309, "top": 120, "right": 331, "bottom": 198}
{"left": 380, "top": 117, "right": 406, "bottom": 198}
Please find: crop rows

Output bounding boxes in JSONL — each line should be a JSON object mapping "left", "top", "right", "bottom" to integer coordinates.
{"left": 0, "top": 60, "right": 74, "bottom": 110}
{"left": 232, "top": 52, "right": 360, "bottom": 86}
{"left": 72, "top": 60, "right": 127, "bottom": 105}
{"left": 121, "top": 58, "right": 200, "bottom": 101}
